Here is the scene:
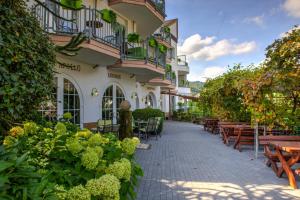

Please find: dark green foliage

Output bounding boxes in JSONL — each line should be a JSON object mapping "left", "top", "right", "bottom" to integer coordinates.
{"left": 163, "top": 26, "right": 171, "bottom": 34}
{"left": 100, "top": 9, "right": 117, "bottom": 24}
{"left": 158, "top": 44, "right": 167, "bottom": 53}
{"left": 0, "top": 145, "right": 55, "bottom": 199}
{"left": 0, "top": 2, "right": 56, "bottom": 132}
{"left": 119, "top": 109, "right": 133, "bottom": 140}
{"left": 127, "top": 33, "right": 140, "bottom": 43}
{"left": 60, "top": 0, "right": 83, "bottom": 9}
{"left": 55, "top": 33, "right": 86, "bottom": 56}
{"left": 148, "top": 37, "right": 158, "bottom": 48}
{"left": 132, "top": 108, "right": 164, "bottom": 133}
{"left": 165, "top": 64, "right": 172, "bottom": 72}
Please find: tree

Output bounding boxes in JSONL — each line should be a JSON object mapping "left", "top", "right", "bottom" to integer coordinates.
{"left": 241, "top": 27, "right": 300, "bottom": 129}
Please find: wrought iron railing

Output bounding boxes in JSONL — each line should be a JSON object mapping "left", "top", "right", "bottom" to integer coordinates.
{"left": 149, "top": 0, "right": 166, "bottom": 17}
{"left": 32, "top": 2, "right": 122, "bottom": 49}
{"left": 154, "top": 27, "right": 171, "bottom": 45}
{"left": 177, "top": 55, "right": 188, "bottom": 66}
{"left": 121, "top": 37, "right": 166, "bottom": 69}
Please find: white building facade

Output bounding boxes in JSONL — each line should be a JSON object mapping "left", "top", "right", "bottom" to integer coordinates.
{"left": 31, "top": 0, "right": 190, "bottom": 128}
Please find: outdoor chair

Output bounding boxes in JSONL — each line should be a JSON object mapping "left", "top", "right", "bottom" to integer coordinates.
{"left": 139, "top": 118, "right": 158, "bottom": 140}
{"left": 97, "top": 119, "right": 112, "bottom": 133}
{"left": 155, "top": 117, "right": 162, "bottom": 139}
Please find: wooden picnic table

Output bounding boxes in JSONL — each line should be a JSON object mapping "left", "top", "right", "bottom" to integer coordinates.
{"left": 219, "top": 123, "right": 250, "bottom": 145}
{"left": 269, "top": 141, "right": 300, "bottom": 189}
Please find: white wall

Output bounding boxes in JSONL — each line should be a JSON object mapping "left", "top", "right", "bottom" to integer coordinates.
{"left": 56, "top": 56, "right": 161, "bottom": 125}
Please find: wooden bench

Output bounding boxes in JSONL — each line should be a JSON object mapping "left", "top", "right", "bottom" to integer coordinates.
{"left": 233, "top": 127, "right": 257, "bottom": 151}
{"left": 219, "top": 122, "right": 249, "bottom": 145}
{"left": 204, "top": 119, "right": 219, "bottom": 134}
{"left": 259, "top": 135, "right": 300, "bottom": 177}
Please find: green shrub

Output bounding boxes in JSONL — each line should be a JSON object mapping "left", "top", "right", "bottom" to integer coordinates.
{"left": 2, "top": 121, "right": 143, "bottom": 199}
{"left": 0, "top": 2, "right": 56, "bottom": 132}
{"left": 132, "top": 108, "right": 164, "bottom": 133}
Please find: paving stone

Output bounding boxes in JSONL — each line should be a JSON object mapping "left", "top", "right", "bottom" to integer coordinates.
{"left": 135, "top": 121, "right": 300, "bottom": 200}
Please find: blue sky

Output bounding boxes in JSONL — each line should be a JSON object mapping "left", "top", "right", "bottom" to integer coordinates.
{"left": 165, "top": 0, "right": 300, "bottom": 82}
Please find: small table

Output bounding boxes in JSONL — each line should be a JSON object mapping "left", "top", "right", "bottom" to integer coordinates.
{"left": 269, "top": 141, "right": 300, "bottom": 189}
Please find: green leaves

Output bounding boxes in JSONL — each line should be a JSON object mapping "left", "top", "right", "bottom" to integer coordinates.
{"left": 0, "top": 3, "right": 55, "bottom": 132}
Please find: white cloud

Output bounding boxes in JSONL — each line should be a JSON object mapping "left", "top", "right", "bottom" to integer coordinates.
{"left": 188, "top": 66, "right": 227, "bottom": 82}
{"left": 283, "top": 0, "right": 300, "bottom": 18}
{"left": 178, "top": 34, "right": 215, "bottom": 55}
{"left": 243, "top": 15, "right": 264, "bottom": 27}
{"left": 179, "top": 35, "right": 256, "bottom": 61}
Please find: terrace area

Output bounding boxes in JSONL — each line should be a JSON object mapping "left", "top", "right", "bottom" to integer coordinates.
{"left": 135, "top": 121, "right": 300, "bottom": 199}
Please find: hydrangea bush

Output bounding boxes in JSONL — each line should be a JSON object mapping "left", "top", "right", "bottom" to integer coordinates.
{"left": 1, "top": 120, "right": 143, "bottom": 200}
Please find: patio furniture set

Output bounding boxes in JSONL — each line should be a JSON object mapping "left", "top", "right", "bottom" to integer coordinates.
{"left": 202, "top": 118, "right": 300, "bottom": 189}
{"left": 133, "top": 117, "right": 162, "bottom": 140}
{"left": 91, "top": 117, "right": 162, "bottom": 141}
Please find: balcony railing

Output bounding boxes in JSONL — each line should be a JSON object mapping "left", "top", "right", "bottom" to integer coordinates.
{"left": 32, "top": 2, "right": 121, "bottom": 49}
{"left": 177, "top": 55, "right": 188, "bottom": 66}
{"left": 148, "top": 0, "right": 166, "bottom": 17}
{"left": 121, "top": 37, "right": 166, "bottom": 69}
{"left": 154, "top": 27, "right": 171, "bottom": 45}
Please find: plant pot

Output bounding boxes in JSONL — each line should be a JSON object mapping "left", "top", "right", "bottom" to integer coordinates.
{"left": 101, "top": 9, "right": 116, "bottom": 24}
{"left": 148, "top": 38, "right": 157, "bottom": 48}
{"left": 127, "top": 33, "right": 140, "bottom": 43}
{"left": 60, "top": 0, "right": 82, "bottom": 9}
{"left": 158, "top": 44, "right": 167, "bottom": 54}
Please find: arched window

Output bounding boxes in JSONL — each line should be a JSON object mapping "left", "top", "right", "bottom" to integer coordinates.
{"left": 102, "top": 84, "right": 125, "bottom": 123}
{"left": 102, "top": 85, "right": 113, "bottom": 120}
{"left": 63, "top": 78, "right": 80, "bottom": 125}
{"left": 145, "top": 92, "right": 156, "bottom": 108}
{"left": 39, "top": 76, "right": 81, "bottom": 126}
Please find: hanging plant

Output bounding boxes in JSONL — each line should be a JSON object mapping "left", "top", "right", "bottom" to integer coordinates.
{"left": 165, "top": 64, "right": 172, "bottom": 72}
{"left": 171, "top": 71, "right": 176, "bottom": 79}
{"left": 60, "top": 0, "right": 83, "bottom": 9}
{"left": 127, "top": 33, "right": 140, "bottom": 43}
{"left": 100, "top": 9, "right": 117, "bottom": 24}
{"left": 163, "top": 26, "right": 171, "bottom": 34}
{"left": 148, "top": 37, "right": 158, "bottom": 48}
{"left": 158, "top": 44, "right": 167, "bottom": 54}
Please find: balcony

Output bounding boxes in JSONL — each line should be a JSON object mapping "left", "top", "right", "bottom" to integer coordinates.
{"left": 153, "top": 27, "right": 172, "bottom": 49}
{"left": 160, "top": 72, "right": 176, "bottom": 91}
{"left": 148, "top": 71, "right": 172, "bottom": 86}
{"left": 108, "top": 37, "right": 166, "bottom": 82}
{"left": 108, "top": 0, "right": 165, "bottom": 37}
{"left": 177, "top": 55, "right": 189, "bottom": 75}
{"left": 33, "top": 3, "right": 121, "bottom": 65}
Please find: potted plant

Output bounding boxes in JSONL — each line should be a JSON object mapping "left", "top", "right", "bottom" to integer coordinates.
{"left": 127, "top": 33, "right": 140, "bottom": 43}
{"left": 163, "top": 26, "right": 171, "bottom": 34}
{"left": 171, "top": 71, "right": 176, "bottom": 80}
{"left": 148, "top": 37, "right": 158, "bottom": 47}
{"left": 166, "top": 64, "right": 172, "bottom": 72}
{"left": 158, "top": 44, "right": 167, "bottom": 54}
{"left": 60, "top": 0, "right": 82, "bottom": 9}
{"left": 100, "top": 9, "right": 117, "bottom": 24}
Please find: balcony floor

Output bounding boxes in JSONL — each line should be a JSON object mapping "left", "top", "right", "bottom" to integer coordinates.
{"left": 136, "top": 121, "right": 300, "bottom": 200}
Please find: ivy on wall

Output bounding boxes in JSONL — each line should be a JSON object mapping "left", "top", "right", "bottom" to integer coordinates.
{"left": 0, "top": 1, "right": 56, "bottom": 132}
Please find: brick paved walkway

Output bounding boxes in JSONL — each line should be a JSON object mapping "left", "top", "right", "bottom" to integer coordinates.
{"left": 135, "top": 121, "right": 300, "bottom": 200}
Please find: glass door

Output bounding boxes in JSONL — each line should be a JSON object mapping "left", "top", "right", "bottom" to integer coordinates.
{"left": 102, "top": 84, "right": 125, "bottom": 124}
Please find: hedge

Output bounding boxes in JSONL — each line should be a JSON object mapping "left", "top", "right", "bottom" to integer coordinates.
{"left": 132, "top": 108, "right": 164, "bottom": 133}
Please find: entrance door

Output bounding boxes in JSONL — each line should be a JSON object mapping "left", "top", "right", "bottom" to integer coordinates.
{"left": 39, "top": 75, "right": 82, "bottom": 126}
{"left": 102, "top": 84, "right": 125, "bottom": 124}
